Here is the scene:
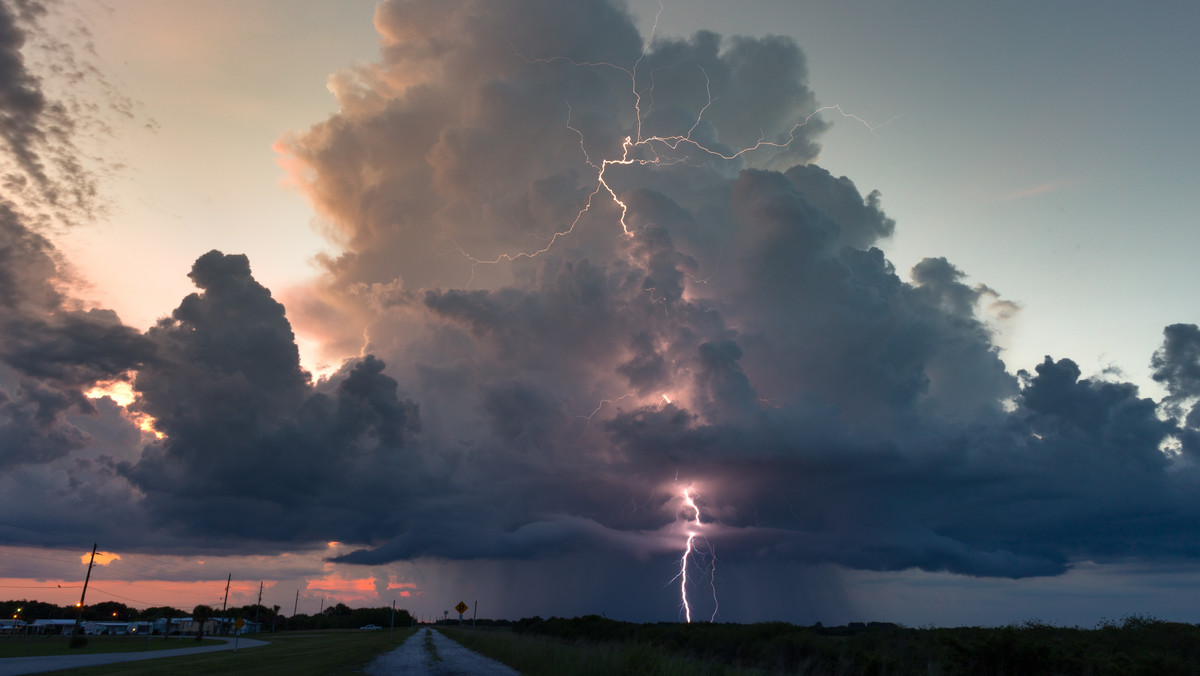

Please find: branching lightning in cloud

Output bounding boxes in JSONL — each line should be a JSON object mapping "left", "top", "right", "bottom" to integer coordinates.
{"left": 458, "top": 14, "right": 890, "bottom": 268}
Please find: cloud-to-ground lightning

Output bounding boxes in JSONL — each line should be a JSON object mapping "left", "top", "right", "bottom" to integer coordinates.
{"left": 453, "top": 7, "right": 884, "bottom": 621}
{"left": 673, "top": 485, "right": 718, "bottom": 623}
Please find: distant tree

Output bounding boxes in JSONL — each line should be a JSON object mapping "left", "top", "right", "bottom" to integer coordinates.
{"left": 84, "top": 601, "right": 133, "bottom": 622}
{"left": 286, "top": 613, "right": 316, "bottom": 631}
{"left": 192, "top": 605, "right": 214, "bottom": 641}
{"left": 1, "top": 599, "right": 62, "bottom": 621}
{"left": 138, "top": 605, "right": 187, "bottom": 621}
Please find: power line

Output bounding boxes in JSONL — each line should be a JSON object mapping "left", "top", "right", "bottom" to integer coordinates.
{"left": 0, "top": 584, "right": 79, "bottom": 589}
{"left": 6, "top": 551, "right": 85, "bottom": 567}
{"left": 87, "top": 586, "right": 157, "bottom": 606}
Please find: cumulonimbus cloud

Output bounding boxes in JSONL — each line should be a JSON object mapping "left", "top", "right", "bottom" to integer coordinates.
{"left": 2, "top": 0, "right": 1200, "bottom": 607}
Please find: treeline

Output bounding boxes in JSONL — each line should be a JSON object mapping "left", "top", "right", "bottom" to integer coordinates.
{"left": 1, "top": 599, "right": 412, "bottom": 632}
{"left": 512, "top": 614, "right": 1200, "bottom": 675}
{"left": 432, "top": 617, "right": 513, "bottom": 627}
{"left": 281, "top": 602, "right": 414, "bottom": 631}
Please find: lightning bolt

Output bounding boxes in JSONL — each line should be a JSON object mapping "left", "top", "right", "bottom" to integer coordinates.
{"left": 575, "top": 391, "right": 636, "bottom": 433}
{"left": 673, "top": 485, "right": 718, "bottom": 623}
{"left": 458, "top": 8, "right": 891, "bottom": 269}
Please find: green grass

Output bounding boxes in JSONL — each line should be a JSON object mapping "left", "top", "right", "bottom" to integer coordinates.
{"left": 482, "top": 615, "right": 1200, "bottom": 676}
{"left": 0, "top": 634, "right": 222, "bottom": 658}
{"left": 32, "top": 628, "right": 416, "bottom": 676}
{"left": 441, "top": 627, "right": 768, "bottom": 676}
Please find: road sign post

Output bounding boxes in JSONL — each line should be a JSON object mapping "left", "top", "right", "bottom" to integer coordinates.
{"left": 455, "top": 601, "right": 468, "bottom": 624}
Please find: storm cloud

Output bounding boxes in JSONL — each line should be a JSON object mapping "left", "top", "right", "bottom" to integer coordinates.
{"left": 4, "top": 0, "right": 1200, "bottom": 622}
{"left": 122, "top": 251, "right": 421, "bottom": 546}
{"left": 0, "top": 201, "right": 152, "bottom": 469}
{"left": 272, "top": 0, "right": 1200, "bottom": 581}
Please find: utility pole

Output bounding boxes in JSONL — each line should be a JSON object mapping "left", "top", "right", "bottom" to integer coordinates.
{"left": 293, "top": 590, "right": 299, "bottom": 617}
{"left": 389, "top": 599, "right": 395, "bottom": 641}
{"left": 473, "top": 600, "right": 478, "bottom": 629}
{"left": 221, "top": 573, "right": 231, "bottom": 635}
{"left": 319, "top": 597, "right": 324, "bottom": 615}
{"left": 72, "top": 543, "right": 98, "bottom": 637}
{"left": 254, "top": 581, "right": 263, "bottom": 627}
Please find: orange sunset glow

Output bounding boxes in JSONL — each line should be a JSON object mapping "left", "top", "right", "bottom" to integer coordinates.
{"left": 85, "top": 380, "right": 165, "bottom": 439}
{"left": 0, "top": 578, "right": 236, "bottom": 611}
{"left": 83, "top": 550, "right": 122, "bottom": 566}
{"left": 306, "top": 573, "right": 381, "bottom": 604}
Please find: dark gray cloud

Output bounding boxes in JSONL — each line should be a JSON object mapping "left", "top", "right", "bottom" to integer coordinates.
{"left": 1152, "top": 324, "right": 1200, "bottom": 423}
{"left": 0, "top": 203, "right": 152, "bottom": 470}
{"left": 1151, "top": 323, "right": 1200, "bottom": 455}
{"left": 272, "top": 0, "right": 1200, "bottom": 586}
{"left": 0, "top": 0, "right": 48, "bottom": 188}
{"left": 0, "top": 0, "right": 158, "bottom": 531}
{"left": 122, "top": 252, "right": 421, "bottom": 548}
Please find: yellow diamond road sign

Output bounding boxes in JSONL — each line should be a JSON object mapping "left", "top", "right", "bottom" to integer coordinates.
{"left": 455, "top": 601, "right": 468, "bottom": 615}
{"left": 235, "top": 618, "right": 245, "bottom": 629}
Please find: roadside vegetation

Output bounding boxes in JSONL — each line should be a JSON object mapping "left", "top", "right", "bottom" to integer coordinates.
{"left": 444, "top": 626, "right": 761, "bottom": 675}
{"left": 423, "top": 627, "right": 442, "bottom": 664}
{"left": 443, "top": 614, "right": 1200, "bottom": 676}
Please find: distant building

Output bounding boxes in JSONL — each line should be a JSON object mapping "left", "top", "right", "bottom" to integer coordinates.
{"left": 170, "top": 617, "right": 261, "bottom": 635}
{"left": 0, "top": 619, "right": 26, "bottom": 633}
{"left": 82, "top": 621, "right": 153, "bottom": 635}
{"left": 209, "top": 617, "right": 262, "bottom": 635}
{"left": 171, "top": 617, "right": 219, "bottom": 635}
{"left": 30, "top": 619, "right": 76, "bottom": 635}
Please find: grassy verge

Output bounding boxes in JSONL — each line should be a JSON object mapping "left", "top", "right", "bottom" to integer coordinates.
{"left": 487, "top": 616, "right": 1200, "bottom": 675}
{"left": 0, "top": 635, "right": 221, "bottom": 658}
{"left": 34, "top": 628, "right": 416, "bottom": 676}
{"left": 422, "top": 627, "right": 442, "bottom": 664}
{"left": 441, "top": 627, "right": 767, "bottom": 676}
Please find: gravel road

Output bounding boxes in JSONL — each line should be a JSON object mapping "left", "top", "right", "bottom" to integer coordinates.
{"left": 365, "top": 628, "right": 519, "bottom": 676}
{"left": 0, "top": 636, "right": 268, "bottom": 675}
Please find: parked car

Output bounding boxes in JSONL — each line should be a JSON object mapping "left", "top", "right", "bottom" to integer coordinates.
{"left": 360, "top": 624, "right": 381, "bottom": 630}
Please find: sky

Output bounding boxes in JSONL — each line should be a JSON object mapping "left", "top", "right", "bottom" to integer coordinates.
{"left": 1, "top": 0, "right": 1199, "bottom": 627}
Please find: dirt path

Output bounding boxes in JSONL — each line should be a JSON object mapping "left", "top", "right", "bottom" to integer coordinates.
{"left": 365, "top": 628, "right": 518, "bottom": 676}
{"left": 0, "top": 636, "right": 269, "bottom": 675}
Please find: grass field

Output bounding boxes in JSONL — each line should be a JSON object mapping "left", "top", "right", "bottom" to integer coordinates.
{"left": 0, "top": 634, "right": 222, "bottom": 658}
{"left": 446, "top": 615, "right": 1200, "bottom": 676}
{"left": 442, "top": 627, "right": 767, "bottom": 676}
{"left": 29, "top": 628, "right": 416, "bottom": 676}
